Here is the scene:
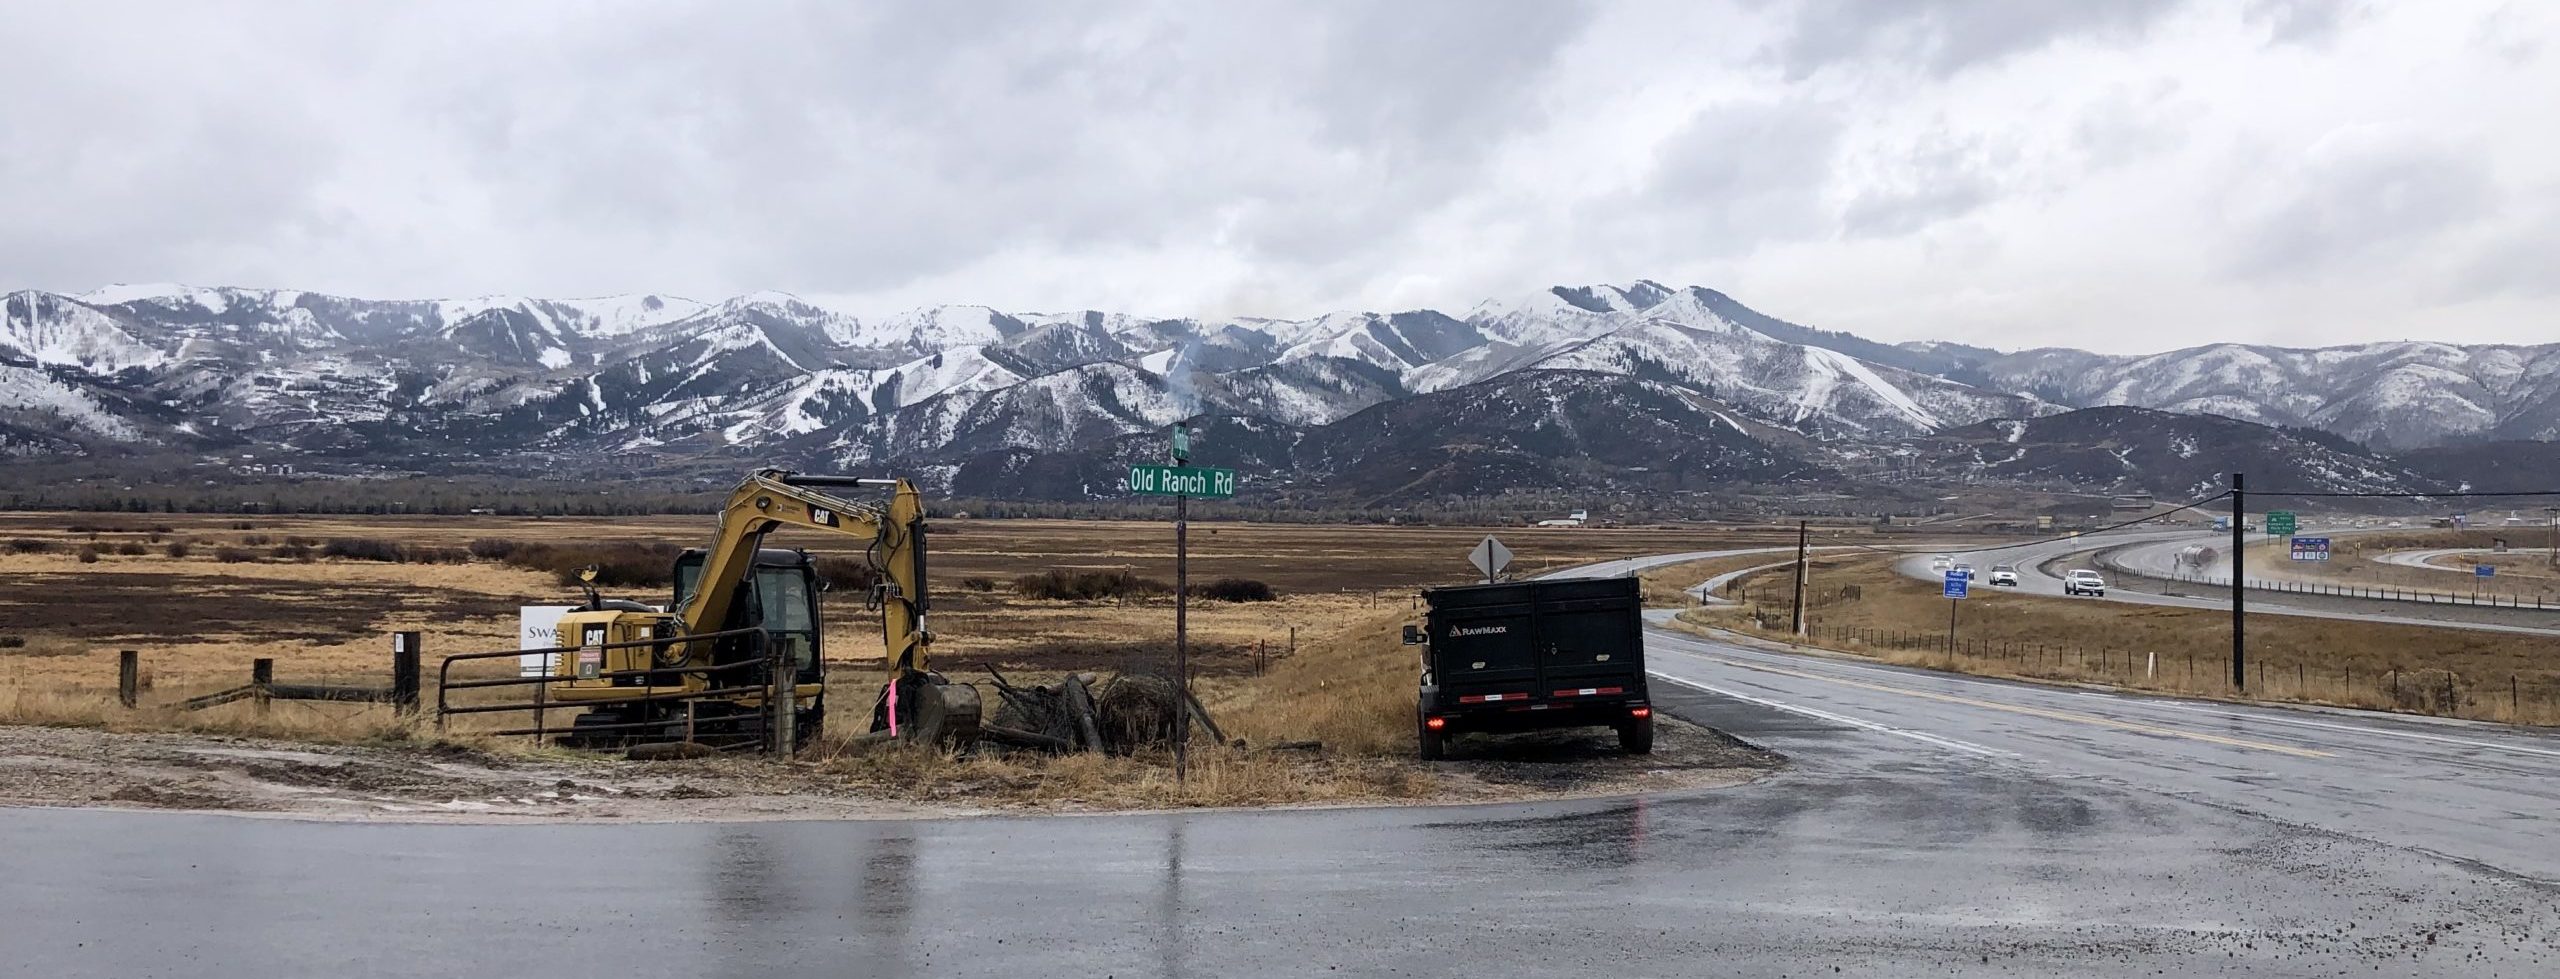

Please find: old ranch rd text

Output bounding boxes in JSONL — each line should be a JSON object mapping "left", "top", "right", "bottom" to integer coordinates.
{"left": 1128, "top": 464, "right": 1237, "bottom": 498}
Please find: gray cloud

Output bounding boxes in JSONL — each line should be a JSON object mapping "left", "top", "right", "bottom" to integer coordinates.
{"left": 0, "top": 0, "right": 2554, "bottom": 351}
{"left": 1635, "top": 100, "right": 1845, "bottom": 250}
{"left": 0, "top": 8, "right": 345, "bottom": 291}
{"left": 1764, "top": 0, "right": 2180, "bottom": 79}
{"left": 1841, "top": 133, "right": 2005, "bottom": 237}
{"left": 2228, "top": 134, "right": 2498, "bottom": 280}
{"left": 2246, "top": 0, "right": 2367, "bottom": 46}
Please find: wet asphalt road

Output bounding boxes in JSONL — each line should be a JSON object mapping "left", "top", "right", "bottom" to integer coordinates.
{"left": 1907, "top": 531, "right": 2560, "bottom": 637}
{"left": 9, "top": 631, "right": 2560, "bottom": 975}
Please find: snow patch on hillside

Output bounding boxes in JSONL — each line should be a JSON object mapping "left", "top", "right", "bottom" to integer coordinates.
{"left": 0, "top": 365, "right": 144, "bottom": 441}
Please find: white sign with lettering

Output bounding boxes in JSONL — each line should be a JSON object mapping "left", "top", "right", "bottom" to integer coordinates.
{"left": 519, "top": 605, "right": 577, "bottom": 677}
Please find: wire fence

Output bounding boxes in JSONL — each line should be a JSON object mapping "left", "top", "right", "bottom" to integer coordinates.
{"left": 1751, "top": 617, "right": 2560, "bottom": 726}
{"left": 2162, "top": 570, "right": 2560, "bottom": 610}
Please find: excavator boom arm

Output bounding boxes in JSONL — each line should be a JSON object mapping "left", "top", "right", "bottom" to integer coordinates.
{"left": 680, "top": 469, "right": 932, "bottom": 674}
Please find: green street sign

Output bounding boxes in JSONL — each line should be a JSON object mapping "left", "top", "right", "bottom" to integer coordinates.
{"left": 2267, "top": 511, "right": 2297, "bottom": 536}
{"left": 1129, "top": 464, "right": 1236, "bottom": 498}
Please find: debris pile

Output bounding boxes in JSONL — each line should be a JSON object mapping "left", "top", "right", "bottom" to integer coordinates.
{"left": 980, "top": 668, "right": 1206, "bottom": 754}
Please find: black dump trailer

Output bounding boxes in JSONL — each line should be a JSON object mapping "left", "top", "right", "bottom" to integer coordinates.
{"left": 1406, "top": 575, "right": 1651, "bottom": 760}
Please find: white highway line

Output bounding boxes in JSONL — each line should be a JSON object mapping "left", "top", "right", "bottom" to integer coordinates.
{"left": 1652, "top": 624, "right": 2560, "bottom": 763}
{"left": 1648, "top": 671, "right": 2014, "bottom": 759}
{"left": 2126, "top": 700, "right": 2560, "bottom": 760}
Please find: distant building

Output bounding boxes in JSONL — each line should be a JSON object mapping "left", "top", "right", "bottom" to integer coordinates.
{"left": 1536, "top": 508, "right": 1589, "bottom": 528}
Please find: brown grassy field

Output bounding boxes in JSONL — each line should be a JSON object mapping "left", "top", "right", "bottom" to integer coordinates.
{"left": 0, "top": 512, "right": 1796, "bottom": 807}
{"left": 0, "top": 514, "right": 1804, "bottom": 690}
{"left": 1671, "top": 555, "right": 2560, "bottom": 725}
{"left": 2241, "top": 530, "right": 2560, "bottom": 604}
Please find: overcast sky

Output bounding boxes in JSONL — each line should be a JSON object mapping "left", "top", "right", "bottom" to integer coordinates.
{"left": 5, "top": 1, "right": 2554, "bottom": 353}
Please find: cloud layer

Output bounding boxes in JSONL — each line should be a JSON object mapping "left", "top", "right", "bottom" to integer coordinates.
{"left": 3, "top": 0, "right": 2552, "bottom": 352}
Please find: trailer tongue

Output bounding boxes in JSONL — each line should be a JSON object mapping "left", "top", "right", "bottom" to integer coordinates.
{"left": 1406, "top": 575, "right": 1651, "bottom": 760}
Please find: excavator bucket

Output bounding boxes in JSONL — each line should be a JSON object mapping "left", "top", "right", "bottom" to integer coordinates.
{"left": 873, "top": 672, "right": 983, "bottom": 746}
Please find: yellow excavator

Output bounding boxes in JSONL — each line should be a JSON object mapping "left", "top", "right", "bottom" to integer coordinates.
{"left": 544, "top": 469, "right": 981, "bottom": 750}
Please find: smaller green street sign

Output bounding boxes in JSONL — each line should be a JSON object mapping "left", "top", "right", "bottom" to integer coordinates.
{"left": 1129, "top": 464, "right": 1236, "bottom": 498}
{"left": 2267, "top": 510, "right": 2297, "bottom": 536}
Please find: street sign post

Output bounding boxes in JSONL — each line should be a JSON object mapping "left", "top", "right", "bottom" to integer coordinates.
{"left": 2267, "top": 511, "right": 2297, "bottom": 536}
{"left": 2289, "top": 536, "right": 2330, "bottom": 562}
{"left": 1128, "top": 464, "right": 1236, "bottom": 498}
{"left": 1468, "top": 536, "right": 1514, "bottom": 584}
{"left": 1942, "top": 570, "right": 1966, "bottom": 655}
{"left": 2476, "top": 563, "right": 2495, "bottom": 602}
{"left": 1130, "top": 424, "right": 1241, "bottom": 785}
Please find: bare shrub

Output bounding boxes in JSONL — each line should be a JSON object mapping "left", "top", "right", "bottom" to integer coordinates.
{"left": 814, "top": 556, "right": 881, "bottom": 593}
{"left": 497, "top": 541, "right": 682, "bottom": 588}
{"left": 1193, "top": 577, "right": 1276, "bottom": 602}
{"left": 1013, "top": 569, "right": 1171, "bottom": 601}
{"left": 321, "top": 538, "right": 405, "bottom": 562}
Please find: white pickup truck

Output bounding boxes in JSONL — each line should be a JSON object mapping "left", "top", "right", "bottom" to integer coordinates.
{"left": 2063, "top": 570, "right": 2107, "bottom": 597}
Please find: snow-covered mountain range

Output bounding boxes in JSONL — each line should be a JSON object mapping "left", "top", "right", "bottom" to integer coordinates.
{"left": 2, "top": 280, "right": 2548, "bottom": 499}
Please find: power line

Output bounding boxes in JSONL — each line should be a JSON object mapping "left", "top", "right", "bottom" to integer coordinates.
{"left": 2249, "top": 489, "right": 2560, "bottom": 500}
{"left": 1815, "top": 491, "right": 2233, "bottom": 557}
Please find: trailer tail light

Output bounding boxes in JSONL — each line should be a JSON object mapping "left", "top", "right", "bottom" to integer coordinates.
{"left": 1629, "top": 707, "right": 1651, "bottom": 719}
{"left": 1424, "top": 716, "right": 1447, "bottom": 730}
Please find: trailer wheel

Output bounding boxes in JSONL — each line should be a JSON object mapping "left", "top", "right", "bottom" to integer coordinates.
{"left": 1418, "top": 721, "right": 1447, "bottom": 761}
{"left": 1617, "top": 715, "right": 1654, "bottom": 755}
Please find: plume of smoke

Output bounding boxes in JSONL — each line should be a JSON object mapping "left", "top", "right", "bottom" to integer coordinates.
{"left": 1162, "top": 332, "right": 1204, "bottom": 420}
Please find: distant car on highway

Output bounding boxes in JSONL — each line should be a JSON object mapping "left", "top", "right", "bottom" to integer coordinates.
{"left": 1951, "top": 563, "right": 1974, "bottom": 580}
{"left": 2063, "top": 570, "right": 2106, "bottom": 597}
{"left": 1930, "top": 554, "right": 1952, "bottom": 571}
{"left": 1988, "top": 565, "right": 2019, "bottom": 587}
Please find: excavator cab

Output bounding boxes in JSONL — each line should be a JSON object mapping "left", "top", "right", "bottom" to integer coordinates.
{"left": 670, "top": 547, "right": 825, "bottom": 690}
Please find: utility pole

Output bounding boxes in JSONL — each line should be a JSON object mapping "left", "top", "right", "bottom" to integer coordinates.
{"left": 2230, "top": 472, "right": 2246, "bottom": 691}
{"left": 1790, "top": 519, "right": 1808, "bottom": 636}
{"left": 1172, "top": 422, "right": 1191, "bottom": 785}
{"left": 2547, "top": 506, "right": 2558, "bottom": 569}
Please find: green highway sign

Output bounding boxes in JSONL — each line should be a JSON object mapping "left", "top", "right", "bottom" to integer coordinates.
{"left": 1129, "top": 464, "right": 1236, "bottom": 498}
{"left": 2267, "top": 510, "right": 2297, "bottom": 536}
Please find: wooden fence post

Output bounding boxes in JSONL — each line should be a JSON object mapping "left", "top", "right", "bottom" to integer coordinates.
{"left": 391, "top": 631, "right": 421, "bottom": 716}
{"left": 252, "top": 658, "right": 274, "bottom": 713}
{"left": 118, "top": 651, "right": 139, "bottom": 708}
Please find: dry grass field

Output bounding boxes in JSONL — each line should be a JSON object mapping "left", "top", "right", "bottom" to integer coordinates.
{"left": 1673, "top": 555, "right": 2560, "bottom": 725}
{"left": 0, "top": 511, "right": 1793, "bottom": 809}
{"left": 0, "top": 512, "right": 1801, "bottom": 689}
{"left": 2242, "top": 530, "right": 2560, "bottom": 604}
